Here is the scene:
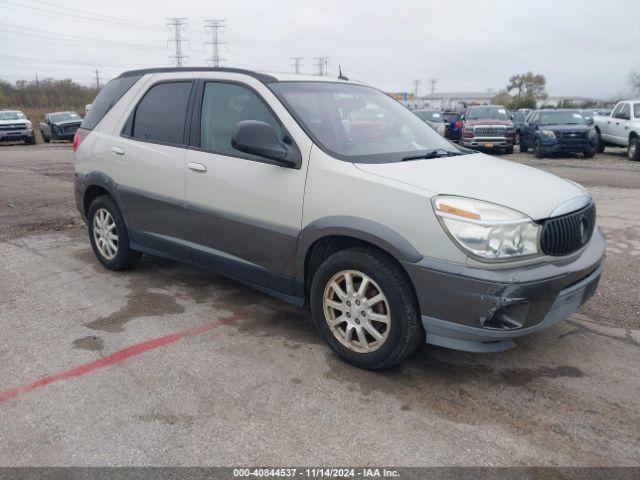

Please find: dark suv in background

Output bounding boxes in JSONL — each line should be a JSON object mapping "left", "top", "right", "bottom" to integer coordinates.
{"left": 460, "top": 105, "right": 516, "bottom": 154}
{"left": 442, "top": 111, "right": 463, "bottom": 142}
{"left": 520, "top": 109, "right": 597, "bottom": 158}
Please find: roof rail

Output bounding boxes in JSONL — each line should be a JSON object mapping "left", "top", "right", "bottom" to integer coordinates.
{"left": 117, "top": 67, "right": 278, "bottom": 83}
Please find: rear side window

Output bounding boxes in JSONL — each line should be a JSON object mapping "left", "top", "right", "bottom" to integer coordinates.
{"left": 200, "top": 82, "right": 282, "bottom": 156}
{"left": 634, "top": 104, "right": 640, "bottom": 118}
{"left": 81, "top": 74, "right": 141, "bottom": 130}
{"left": 132, "top": 81, "right": 192, "bottom": 146}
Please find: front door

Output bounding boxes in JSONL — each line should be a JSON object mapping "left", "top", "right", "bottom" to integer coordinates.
{"left": 185, "top": 79, "right": 309, "bottom": 294}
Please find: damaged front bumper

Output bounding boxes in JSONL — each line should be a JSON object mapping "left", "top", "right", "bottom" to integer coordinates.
{"left": 402, "top": 229, "right": 606, "bottom": 352}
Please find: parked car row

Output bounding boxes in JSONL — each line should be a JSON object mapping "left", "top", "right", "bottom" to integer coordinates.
{"left": 0, "top": 109, "right": 83, "bottom": 145}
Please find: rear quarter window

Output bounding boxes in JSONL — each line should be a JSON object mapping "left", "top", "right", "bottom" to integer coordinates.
{"left": 634, "top": 103, "right": 640, "bottom": 119}
{"left": 81, "top": 74, "right": 142, "bottom": 130}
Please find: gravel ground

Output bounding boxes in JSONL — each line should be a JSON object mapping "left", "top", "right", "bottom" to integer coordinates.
{"left": 0, "top": 143, "right": 639, "bottom": 467}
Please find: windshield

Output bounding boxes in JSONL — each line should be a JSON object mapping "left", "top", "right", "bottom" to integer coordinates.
{"left": 466, "top": 107, "right": 510, "bottom": 120}
{"left": 269, "top": 82, "right": 459, "bottom": 163}
{"left": 539, "top": 111, "right": 586, "bottom": 125}
{"left": 512, "top": 112, "right": 525, "bottom": 122}
{"left": 0, "top": 111, "right": 26, "bottom": 121}
{"left": 415, "top": 110, "right": 442, "bottom": 122}
{"left": 51, "top": 112, "right": 81, "bottom": 122}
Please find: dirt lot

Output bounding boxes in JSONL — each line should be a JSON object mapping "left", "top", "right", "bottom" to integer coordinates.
{"left": 0, "top": 143, "right": 639, "bottom": 466}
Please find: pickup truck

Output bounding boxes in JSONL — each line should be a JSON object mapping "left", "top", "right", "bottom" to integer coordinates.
{"left": 593, "top": 100, "right": 640, "bottom": 161}
{"left": 0, "top": 110, "right": 36, "bottom": 144}
{"left": 460, "top": 105, "right": 516, "bottom": 154}
{"left": 39, "top": 111, "right": 83, "bottom": 143}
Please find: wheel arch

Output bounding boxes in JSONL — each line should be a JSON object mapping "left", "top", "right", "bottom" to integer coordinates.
{"left": 295, "top": 217, "right": 423, "bottom": 300}
{"left": 77, "top": 171, "right": 123, "bottom": 219}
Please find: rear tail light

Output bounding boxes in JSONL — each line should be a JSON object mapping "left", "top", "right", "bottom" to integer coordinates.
{"left": 454, "top": 120, "right": 463, "bottom": 129}
{"left": 73, "top": 128, "right": 90, "bottom": 151}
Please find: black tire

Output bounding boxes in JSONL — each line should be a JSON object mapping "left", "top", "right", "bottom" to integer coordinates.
{"left": 25, "top": 135, "right": 36, "bottom": 145}
{"left": 87, "top": 195, "right": 142, "bottom": 270}
{"left": 310, "top": 247, "right": 423, "bottom": 370}
{"left": 534, "top": 139, "right": 545, "bottom": 158}
{"left": 515, "top": 132, "right": 521, "bottom": 146}
{"left": 505, "top": 146, "right": 514, "bottom": 154}
{"left": 596, "top": 130, "right": 605, "bottom": 153}
{"left": 583, "top": 148, "right": 595, "bottom": 159}
{"left": 42, "top": 131, "right": 50, "bottom": 143}
{"left": 519, "top": 141, "right": 529, "bottom": 153}
{"left": 629, "top": 137, "right": 640, "bottom": 161}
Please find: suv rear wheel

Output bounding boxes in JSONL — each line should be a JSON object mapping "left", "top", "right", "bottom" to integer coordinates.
{"left": 310, "top": 247, "right": 423, "bottom": 370}
{"left": 629, "top": 137, "right": 640, "bottom": 161}
{"left": 596, "top": 130, "right": 605, "bottom": 153}
{"left": 88, "top": 196, "right": 142, "bottom": 270}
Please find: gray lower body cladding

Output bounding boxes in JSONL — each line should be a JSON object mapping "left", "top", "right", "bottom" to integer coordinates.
{"left": 402, "top": 229, "right": 606, "bottom": 352}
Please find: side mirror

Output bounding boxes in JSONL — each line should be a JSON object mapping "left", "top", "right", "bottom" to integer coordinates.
{"left": 586, "top": 117, "right": 594, "bottom": 125}
{"left": 231, "top": 120, "right": 294, "bottom": 167}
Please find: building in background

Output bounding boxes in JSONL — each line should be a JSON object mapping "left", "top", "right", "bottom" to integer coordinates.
{"left": 419, "top": 91, "right": 495, "bottom": 110}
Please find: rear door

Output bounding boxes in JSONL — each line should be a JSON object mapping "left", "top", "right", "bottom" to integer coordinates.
{"left": 185, "top": 77, "right": 311, "bottom": 294}
{"left": 611, "top": 103, "right": 631, "bottom": 145}
{"left": 601, "top": 103, "right": 623, "bottom": 143}
{"left": 110, "top": 77, "right": 196, "bottom": 261}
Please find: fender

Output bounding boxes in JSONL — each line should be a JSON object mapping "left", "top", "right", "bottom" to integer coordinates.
{"left": 294, "top": 216, "right": 423, "bottom": 280}
{"left": 74, "top": 171, "right": 123, "bottom": 222}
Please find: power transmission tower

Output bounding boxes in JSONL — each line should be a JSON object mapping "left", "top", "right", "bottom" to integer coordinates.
{"left": 94, "top": 69, "right": 101, "bottom": 89}
{"left": 413, "top": 79, "right": 421, "bottom": 101}
{"left": 167, "top": 17, "right": 189, "bottom": 67}
{"left": 313, "top": 57, "right": 329, "bottom": 76}
{"left": 290, "top": 57, "right": 303, "bottom": 74}
{"left": 428, "top": 78, "right": 437, "bottom": 94}
{"left": 204, "top": 19, "right": 226, "bottom": 68}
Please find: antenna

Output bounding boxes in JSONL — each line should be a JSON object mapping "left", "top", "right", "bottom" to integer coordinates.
{"left": 338, "top": 65, "right": 349, "bottom": 81}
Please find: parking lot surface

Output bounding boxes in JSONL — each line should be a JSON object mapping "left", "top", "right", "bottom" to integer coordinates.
{"left": 1, "top": 143, "right": 639, "bottom": 466}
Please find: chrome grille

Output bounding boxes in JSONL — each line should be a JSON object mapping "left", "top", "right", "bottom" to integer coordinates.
{"left": 540, "top": 203, "right": 596, "bottom": 256}
{"left": 0, "top": 123, "right": 27, "bottom": 131}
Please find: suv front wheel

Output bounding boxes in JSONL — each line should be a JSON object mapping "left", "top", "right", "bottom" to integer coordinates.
{"left": 310, "top": 247, "right": 423, "bottom": 370}
{"left": 88, "top": 196, "right": 142, "bottom": 270}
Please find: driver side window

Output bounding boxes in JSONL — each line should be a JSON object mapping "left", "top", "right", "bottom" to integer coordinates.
{"left": 200, "top": 82, "right": 282, "bottom": 156}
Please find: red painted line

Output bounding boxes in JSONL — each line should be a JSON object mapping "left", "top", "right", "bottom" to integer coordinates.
{"left": 0, "top": 313, "right": 241, "bottom": 404}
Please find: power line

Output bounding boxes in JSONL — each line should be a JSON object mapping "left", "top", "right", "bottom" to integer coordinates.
{"left": 94, "top": 69, "right": 101, "bottom": 89}
{"left": 204, "top": 19, "right": 226, "bottom": 68}
{"left": 413, "top": 79, "right": 421, "bottom": 100}
{"left": 290, "top": 57, "right": 303, "bottom": 74}
{"left": 167, "top": 18, "right": 189, "bottom": 68}
{"left": 313, "top": 57, "right": 330, "bottom": 76}
{"left": 428, "top": 78, "right": 437, "bottom": 94}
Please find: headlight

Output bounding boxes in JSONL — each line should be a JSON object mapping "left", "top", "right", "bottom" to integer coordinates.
{"left": 433, "top": 196, "right": 540, "bottom": 261}
{"left": 26, "top": 120, "right": 32, "bottom": 129}
{"left": 541, "top": 129, "right": 556, "bottom": 138}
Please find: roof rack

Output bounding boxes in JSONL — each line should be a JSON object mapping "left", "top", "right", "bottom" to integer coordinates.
{"left": 117, "top": 67, "right": 278, "bottom": 84}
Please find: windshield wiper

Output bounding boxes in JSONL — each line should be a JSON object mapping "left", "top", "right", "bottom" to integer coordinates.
{"left": 402, "top": 149, "right": 465, "bottom": 161}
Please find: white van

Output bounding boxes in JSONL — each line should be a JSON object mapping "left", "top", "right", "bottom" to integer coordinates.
{"left": 73, "top": 68, "right": 605, "bottom": 369}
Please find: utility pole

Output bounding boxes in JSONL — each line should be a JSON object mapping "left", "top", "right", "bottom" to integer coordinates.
{"left": 35, "top": 73, "right": 39, "bottom": 90}
{"left": 313, "top": 57, "right": 329, "bottom": 76}
{"left": 290, "top": 57, "right": 303, "bottom": 74}
{"left": 428, "top": 78, "right": 437, "bottom": 95}
{"left": 94, "top": 69, "right": 101, "bottom": 89}
{"left": 204, "top": 19, "right": 226, "bottom": 68}
{"left": 167, "top": 17, "right": 189, "bottom": 67}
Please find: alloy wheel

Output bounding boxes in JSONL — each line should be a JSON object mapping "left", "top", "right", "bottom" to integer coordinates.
{"left": 93, "top": 208, "right": 119, "bottom": 260}
{"left": 323, "top": 270, "right": 391, "bottom": 353}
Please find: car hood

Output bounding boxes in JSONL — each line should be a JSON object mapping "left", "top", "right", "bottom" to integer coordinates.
{"left": 53, "top": 120, "right": 82, "bottom": 126}
{"left": 540, "top": 124, "right": 590, "bottom": 132}
{"left": 464, "top": 119, "right": 514, "bottom": 127}
{"left": 355, "top": 152, "right": 586, "bottom": 220}
{"left": 0, "top": 119, "right": 27, "bottom": 125}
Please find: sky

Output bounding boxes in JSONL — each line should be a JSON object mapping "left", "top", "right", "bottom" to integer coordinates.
{"left": 1, "top": 0, "right": 638, "bottom": 99}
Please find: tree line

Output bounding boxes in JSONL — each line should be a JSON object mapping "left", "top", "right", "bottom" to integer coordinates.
{"left": 0, "top": 78, "right": 98, "bottom": 111}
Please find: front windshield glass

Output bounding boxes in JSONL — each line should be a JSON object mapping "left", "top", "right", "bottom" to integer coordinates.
{"left": 466, "top": 107, "right": 510, "bottom": 120}
{"left": 539, "top": 111, "right": 586, "bottom": 125}
{"left": 269, "top": 82, "right": 459, "bottom": 163}
{"left": 415, "top": 110, "right": 442, "bottom": 122}
{"left": 51, "top": 112, "right": 81, "bottom": 122}
{"left": 0, "top": 111, "right": 26, "bottom": 121}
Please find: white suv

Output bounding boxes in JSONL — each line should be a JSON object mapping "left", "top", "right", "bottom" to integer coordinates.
{"left": 74, "top": 68, "right": 605, "bottom": 369}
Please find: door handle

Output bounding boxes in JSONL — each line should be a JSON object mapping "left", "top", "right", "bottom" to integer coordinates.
{"left": 111, "top": 146, "right": 125, "bottom": 155}
{"left": 188, "top": 162, "right": 207, "bottom": 172}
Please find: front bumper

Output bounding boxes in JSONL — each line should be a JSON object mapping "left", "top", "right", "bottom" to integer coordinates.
{"left": 402, "top": 229, "right": 605, "bottom": 352}
{"left": 540, "top": 139, "right": 597, "bottom": 153}
{"left": 462, "top": 136, "right": 515, "bottom": 148}
{"left": 0, "top": 129, "right": 33, "bottom": 141}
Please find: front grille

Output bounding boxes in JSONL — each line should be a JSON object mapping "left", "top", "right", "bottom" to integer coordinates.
{"left": 474, "top": 126, "right": 506, "bottom": 136}
{"left": 557, "top": 131, "right": 587, "bottom": 145}
{"left": 540, "top": 203, "right": 596, "bottom": 256}
{"left": 0, "top": 123, "right": 27, "bottom": 131}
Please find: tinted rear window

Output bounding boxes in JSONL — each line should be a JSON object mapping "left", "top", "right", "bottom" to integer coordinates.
{"left": 81, "top": 75, "right": 141, "bottom": 130}
{"left": 132, "top": 81, "right": 192, "bottom": 146}
{"left": 442, "top": 113, "right": 461, "bottom": 122}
